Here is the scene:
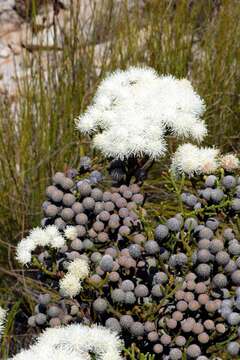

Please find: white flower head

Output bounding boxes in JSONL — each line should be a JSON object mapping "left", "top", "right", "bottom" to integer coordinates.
{"left": 64, "top": 226, "right": 78, "bottom": 241}
{"left": 0, "top": 306, "right": 7, "bottom": 341}
{"left": 9, "top": 324, "right": 123, "bottom": 360}
{"left": 16, "top": 225, "right": 66, "bottom": 265}
{"left": 16, "top": 247, "right": 32, "bottom": 265}
{"left": 59, "top": 273, "right": 82, "bottom": 298}
{"left": 76, "top": 67, "right": 206, "bottom": 160}
{"left": 50, "top": 235, "right": 65, "bottom": 249}
{"left": 45, "top": 225, "right": 65, "bottom": 248}
{"left": 16, "top": 237, "right": 36, "bottom": 265}
{"left": 59, "top": 258, "right": 89, "bottom": 298}
{"left": 29, "top": 227, "right": 49, "bottom": 247}
{"left": 67, "top": 258, "right": 89, "bottom": 279}
{"left": 45, "top": 225, "right": 60, "bottom": 240}
{"left": 220, "top": 154, "right": 239, "bottom": 171}
{"left": 171, "top": 143, "right": 220, "bottom": 177}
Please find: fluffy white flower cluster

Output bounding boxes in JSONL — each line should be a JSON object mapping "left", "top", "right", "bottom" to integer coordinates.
{"left": 16, "top": 225, "right": 65, "bottom": 265}
{"left": 76, "top": 67, "right": 206, "bottom": 160}
{"left": 220, "top": 154, "right": 240, "bottom": 172}
{"left": 171, "top": 143, "right": 220, "bottom": 176}
{"left": 9, "top": 324, "right": 123, "bottom": 360}
{"left": 59, "top": 258, "right": 89, "bottom": 298}
{"left": 171, "top": 144, "right": 239, "bottom": 177}
{"left": 0, "top": 306, "right": 7, "bottom": 341}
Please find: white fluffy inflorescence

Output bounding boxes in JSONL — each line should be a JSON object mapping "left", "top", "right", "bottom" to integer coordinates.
{"left": 16, "top": 225, "right": 65, "bottom": 265}
{"left": 171, "top": 143, "right": 220, "bottom": 177}
{"left": 0, "top": 306, "right": 7, "bottom": 341}
{"left": 9, "top": 324, "right": 123, "bottom": 360}
{"left": 76, "top": 67, "right": 206, "bottom": 159}
{"left": 59, "top": 258, "right": 89, "bottom": 298}
{"left": 220, "top": 154, "right": 239, "bottom": 171}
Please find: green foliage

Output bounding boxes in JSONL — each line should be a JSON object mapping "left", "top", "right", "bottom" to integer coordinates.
{"left": 1, "top": 301, "right": 21, "bottom": 358}
{"left": 124, "top": 344, "right": 155, "bottom": 360}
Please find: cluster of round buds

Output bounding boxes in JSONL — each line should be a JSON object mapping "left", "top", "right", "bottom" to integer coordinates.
{"left": 152, "top": 212, "right": 240, "bottom": 358}
{"left": 27, "top": 172, "right": 147, "bottom": 328}
{"left": 31, "top": 182, "right": 240, "bottom": 358}
{"left": 42, "top": 170, "right": 76, "bottom": 230}
{"left": 85, "top": 215, "right": 239, "bottom": 358}
{"left": 156, "top": 267, "right": 230, "bottom": 357}
{"left": 22, "top": 161, "right": 240, "bottom": 359}
{"left": 28, "top": 216, "right": 240, "bottom": 358}
{"left": 27, "top": 293, "right": 81, "bottom": 329}
{"left": 180, "top": 173, "right": 240, "bottom": 215}
{"left": 192, "top": 226, "right": 240, "bottom": 289}
{"left": 89, "top": 241, "right": 172, "bottom": 352}
{"left": 219, "top": 288, "right": 240, "bottom": 356}
{"left": 41, "top": 160, "right": 103, "bottom": 230}
{"left": 85, "top": 219, "right": 240, "bottom": 358}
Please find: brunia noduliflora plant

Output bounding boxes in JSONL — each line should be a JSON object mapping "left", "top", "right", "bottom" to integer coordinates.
{"left": 76, "top": 67, "right": 206, "bottom": 184}
{"left": 10, "top": 67, "right": 240, "bottom": 359}
{"left": 8, "top": 324, "right": 123, "bottom": 360}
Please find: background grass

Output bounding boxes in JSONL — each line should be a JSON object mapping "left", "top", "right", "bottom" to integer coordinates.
{"left": 0, "top": 0, "right": 240, "bottom": 356}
